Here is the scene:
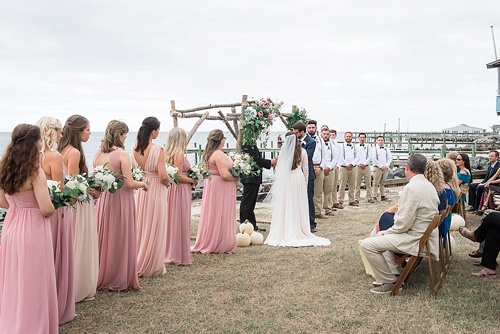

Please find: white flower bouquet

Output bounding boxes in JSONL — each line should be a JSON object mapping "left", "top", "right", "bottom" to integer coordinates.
{"left": 64, "top": 174, "right": 91, "bottom": 203}
{"left": 165, "top": 164, "right": 179, "bottom": 184}
{"left": 131, "top": 166, "right": 147, "bottom": 182}
{"left": 227, "top": 152, "right": 260, "bottom": 179}
{"left": 88, "top": 164, "right": 124, "bottom": 193}
{"left": 187, "top": 163, "right": 211, "bottom": 183}
{"left": 47, "top": 180, "right": 72, "bottom": 209}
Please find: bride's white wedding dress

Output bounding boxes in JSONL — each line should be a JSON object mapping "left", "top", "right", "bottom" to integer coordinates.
{"left": 265, "top": 138, "right": 330, "bottom": 247}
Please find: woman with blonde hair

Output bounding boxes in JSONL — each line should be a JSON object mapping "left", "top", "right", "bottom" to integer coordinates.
{"left": 59, "top": 114, "right": 100, "bottom": 302}
{"left": 191, "top": 129, "right": 237, "bottom": 254}
{"left": 133, "top": 116, "right": 170, "bottom": 277}
{"left": 0, "top": 124, "right": 57, "bottom": 333}
{"left": 36, "top": 116, "right": 75, "bottom": 324}
{"left": 164, "top": 127, "right": 196, "bottom": 265}
{"left": 95, "top": 120, "right": 147, "bottom": 290}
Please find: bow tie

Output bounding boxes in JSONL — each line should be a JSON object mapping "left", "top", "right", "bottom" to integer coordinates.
{"left": 379, "top": 147, "right": 385, "bottom": 149}
{"left": 346, "top": 144, "right": 352, "bottom": 147}
{"left": 360, "top": 144, "right": 364, "bottom": 147}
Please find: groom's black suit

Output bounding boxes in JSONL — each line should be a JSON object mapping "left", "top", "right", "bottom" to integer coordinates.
{"left": 240, "top": 144, "right": 272, "bottom": 230}
{"left": 302, "top": 134, "right": 317, "bottom": 230}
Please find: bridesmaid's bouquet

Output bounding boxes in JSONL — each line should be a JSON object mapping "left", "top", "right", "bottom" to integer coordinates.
{"left": 88, "top": 164, "right": 124, "bottom": 193}
{"left": 165, "top": 164, "right": 179, "bottom": 184}
{"left": 131, "top": 166, "right": 146, "bottom": 182}
{"left": 187, "top": 163, "right": 211, "bottom": 183}
{"left": 47, "top": 180, "right": 72, "bottom": 209}
{"left": 228, "top": 152, "right": 260, "bottom": 179}
{"left": 64, "top": 174, "right": 91, "bottom": 203}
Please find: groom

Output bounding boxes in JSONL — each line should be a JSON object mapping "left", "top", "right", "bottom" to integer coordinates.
{"left": 292, "top": 121, "right": 317, "bottom": 232}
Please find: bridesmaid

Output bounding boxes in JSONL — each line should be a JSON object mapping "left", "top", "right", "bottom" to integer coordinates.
{"left": 59, "top": 115, "right": 100, "bottom": 302}
{"left": 95, "top": 120, "right": 147, "bottom": 291}
{"left": 36, "top": 116, "right": 76, "bottom": 324}
{"left": 133, "top": 117, "right": 170, "bottom": 277}
{"left": 191, "top": 129, "right": 237, "bottom": 254}
{"left": 164, "top": 127, "right": 196, "bottom": 265}
{"left": 0, "top": 124, "right": 58, "bottom": 333}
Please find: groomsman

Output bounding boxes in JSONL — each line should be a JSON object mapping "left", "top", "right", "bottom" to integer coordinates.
{"left": 338, "top": 131, "right": 358, "bottom": 207}
{"left": 293, "top": 121, "right": 317, "bottom": 232}
{"left": 372, "top": 135, "right": 393, "bottom": 201}
{"left": 330, "top": 129, "right": 342, "bottom": 210}
{"left": 240, "top": 144, "right": 277, "bottom": 231}
{"left": 355, "top": 133, "right": 374, "bottom": 204}
{"left": 313, "top": 126, "right": 337, "bottom": 218}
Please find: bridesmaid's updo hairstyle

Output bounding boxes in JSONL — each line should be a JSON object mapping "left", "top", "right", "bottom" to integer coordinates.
{"left": 0, "top": 124, "right": 41, "bottom": 195}
{"left": 286, "top": 131, "right": 302, "bottom": 170}
{"left": 101, "top": 120, "right": 129, "bottom": 153}
{"left": 135, "top": 117, "right": 160, "bottom": 156}
{"left": 58, "top": 115, "right": 89, "bottom": 175}
{"left": 202, "top": 129, "right": 224, "bottom": 168}
{"left": 164, "top": 127, "right": 187, "bottom": 165}
{"left": 36, "top": 116, "right": 62, "bottom": 152}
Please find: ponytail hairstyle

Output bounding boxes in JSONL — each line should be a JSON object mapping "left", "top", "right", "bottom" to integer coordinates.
{"left": 202, "top": 129, "right": 224, "bottom": 168}
{"left": 135, "top": 117, "right": 160, "bottom": 156}
{"left": 0, "top": 124, "right": 41, "bottom": 195}
{"left": 58, "top": 115, "right": 89, "bottom": 175}
{"left": 101, "top": 120, "right": 129, "bottom": 153}
{"left": 164, "top": 127, "right": 187, "bottom": 165}
{"left": 36, "top": 116, "right": 62, "bottom": 156}
{"left": 286, "top": 131, "right": 302, "bottom": 170}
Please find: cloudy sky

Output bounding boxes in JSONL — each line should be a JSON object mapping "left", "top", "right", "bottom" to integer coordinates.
{"left": 1, "top": 0, "right": 500, "bottom": 133}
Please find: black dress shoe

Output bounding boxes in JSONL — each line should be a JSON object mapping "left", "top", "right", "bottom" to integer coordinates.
{"left": 310, "top": 226, "right": 317, "bottom": 233}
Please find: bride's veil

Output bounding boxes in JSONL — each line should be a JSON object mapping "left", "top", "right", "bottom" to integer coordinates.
{"left": 264, "top": 134, "right": 297, "bottom": 203}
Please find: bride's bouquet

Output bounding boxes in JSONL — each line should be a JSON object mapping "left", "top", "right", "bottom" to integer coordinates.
{"left": 165, "top": 164, "right": 179, "bottom": 184}
{"left": 64, "top": 174, "right": 91, "bottom": 203}
{"left": 47, "top": 180, "right": 72, "bottom": 209}
{"left": 87, "top": 164, "right": 124, "bottom": 193}
{"left": 227, "top": 152, "right": 260, "bottom": 179}
{"left": 187, "top": 163, "right": 211, "bottom": 183}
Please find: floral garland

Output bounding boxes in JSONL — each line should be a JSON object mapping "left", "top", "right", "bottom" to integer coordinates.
{"left": 285, "top": 107, "right": 308, "bottom": 130}
{"left": 241, "top": 98, "right": 282, "bottom": 146}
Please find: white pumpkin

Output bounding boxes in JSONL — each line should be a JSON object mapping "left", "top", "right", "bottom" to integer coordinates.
{"left": 450, "top": 214, "right": 465, "bottom": 231}
{"left": 239, "top": 221, "right": 254, "bottom": 234}
{"left": 250, "top": 231, "right": 264, "bottom": 245}
{"left": 236, "top": 232, "right": 251, "bottom": 247}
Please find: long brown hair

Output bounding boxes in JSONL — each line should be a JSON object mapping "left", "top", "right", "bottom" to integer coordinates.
{"left": 101, "top": 120, "right": 129, "bottom": 153}
{"left": 135, "top": 117, "right": 160, "bottom": 155}
{"left": 0, "top": 124, "right": 41, "bottom": 195}
{"left": 58, "top": 115, "right": 89, "bottom": 175}
{"left": 286, "top": 131, "right": 302, "bottom": 170}
{"left": 202, "top": 129, "right": 224, "bottom": 168}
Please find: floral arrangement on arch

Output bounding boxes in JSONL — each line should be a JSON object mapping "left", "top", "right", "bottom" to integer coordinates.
{"left": 241, "top": 97, "right": 283, "bottom": 146}
{"left": 285, "top": 107, "right": 308, "bottom": 130}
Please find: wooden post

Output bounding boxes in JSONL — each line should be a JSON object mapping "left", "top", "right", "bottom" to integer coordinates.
{"left": 187, "top": 112, "right": 209, "bottom": 144}
{"left": 217, "top": 110, "right": 237, "bottom": 139}
{"left": 171, "top": 100, "right": 178, "bottom": 127}
{"left": 231, "top": 107, "right": 239, "bottom": 136}
{"left": 236, "top": 95, "right": 247, "bottom": 152}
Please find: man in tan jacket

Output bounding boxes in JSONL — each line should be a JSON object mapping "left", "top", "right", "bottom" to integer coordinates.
{"left": 360, "top": 153, "right": 439, "bottom": 294}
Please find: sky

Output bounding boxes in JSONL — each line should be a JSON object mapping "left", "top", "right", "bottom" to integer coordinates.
{"left": 1, "top": 0, "right": 500, "bottom": 133}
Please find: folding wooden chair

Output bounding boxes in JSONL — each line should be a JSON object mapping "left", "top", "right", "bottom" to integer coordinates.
{"left": 452, "top": 197, "right": 466, "bottom": 221}
{"left": 438, "top": 205, "right": 453, "bottom": 279}
{"left": 391, "top": 214, "right": 442, "bottom": 297}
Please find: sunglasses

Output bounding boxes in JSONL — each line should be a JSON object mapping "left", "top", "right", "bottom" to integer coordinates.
{"left": 456, "top": 158, "right": 463, "bottom": 161}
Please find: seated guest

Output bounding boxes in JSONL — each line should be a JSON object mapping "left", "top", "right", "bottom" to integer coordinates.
{"left": 456, "top": 153, "right": 472, "bottom": 204}
{"left": 467, "top": 150, "right": 499, "bottom": 213}
{"left": 436, "top": 158, "right": 460, "bottom": 244}
{"left": 459, "top": 212, "right": 500, "bottom": 276}
{"left": 360, "top": 154, "right": 439, "bottom": 294}
{"left": 476, "top": 166, "right": 500, "bottom": 214}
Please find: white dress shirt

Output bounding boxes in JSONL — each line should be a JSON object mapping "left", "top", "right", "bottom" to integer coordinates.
{"left": 371, "top": 145, "right": 393, "bottom": 168}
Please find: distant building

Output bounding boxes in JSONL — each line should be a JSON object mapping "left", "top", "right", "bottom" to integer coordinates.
{"left": 442, "top": 124, "right": 485, "bottom": 134}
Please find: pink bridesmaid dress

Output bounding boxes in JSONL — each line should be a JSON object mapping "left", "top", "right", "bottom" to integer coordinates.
{"left": 96, "top": 148, "right": 141, "bottom": 290}
{"left": 135, "top": 144, "right": 168, "bottom": 277}
{"left": 191, "top": 156, "right": 237, "bottom": 254}
{"left": 165, "top": 157, "right": 193, "bottom": 265}
{"left": 0, "top": 190, "right": 58, "bottom": 333}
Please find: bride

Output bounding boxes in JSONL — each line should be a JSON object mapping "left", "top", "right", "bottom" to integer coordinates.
{"left": 264, "top": 132, "right": 331, "bottom": 247}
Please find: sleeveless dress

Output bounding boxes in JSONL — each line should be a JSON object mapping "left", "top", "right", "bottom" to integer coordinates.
{"left": 46, "top": 173, "right": 75, "bottom": 324}
{"left": 95, "top": 148, "right": 141, "bottom": 290}
{"left": 67, "top": 162, "right": 99, "bottom": 302}
{"left": 265, "top": 149, "right": 331, "bottom": 247}
{"left": 165, "top": 157, "right": 193, "bottom": 265}
{"left": 0, "top": 190, "right": 58, "bottom": 333}
{"left": 191, "top": 156, "right": 237, "bottom": 254}
{"left": 135, "top": 144, "right": 168, "bottom": 277}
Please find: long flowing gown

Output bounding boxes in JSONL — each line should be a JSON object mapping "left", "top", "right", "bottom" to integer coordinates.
{"left": 265, "top": 149, "right": 331, "bottom": 247}
{"left": 191, "top": 156, "right": 237, "bottom": 254}
{"left": 47, "top": 174, "right": 75, "bottom": 324}
{"left": 96, "top": 148, "right": 141, "bottom": 290}
{"left": 68, "top": 161, "right": 99, "bottom": 302}
{"left": 165, "top": 157, "right": 193, "bottom": 265}
{"left": 0, "top": 190, "right": 58, "bottom": 333}
{"left": 135, "top": 144, "right": 168, "bottom": 277}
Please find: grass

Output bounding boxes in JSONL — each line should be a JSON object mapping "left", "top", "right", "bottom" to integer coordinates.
{"left": 61, "top": 187, "right": 499, "bottom": 333}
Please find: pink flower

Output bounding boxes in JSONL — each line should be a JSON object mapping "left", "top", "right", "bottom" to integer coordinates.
{"left": 257, "top": 111, "right": 264, "bottom": 117}
{"left": 268, "top": 113, "right": 274, "bottom": 120}
{"left": 259, "top": 100, "right": 271, "bottom": 109}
